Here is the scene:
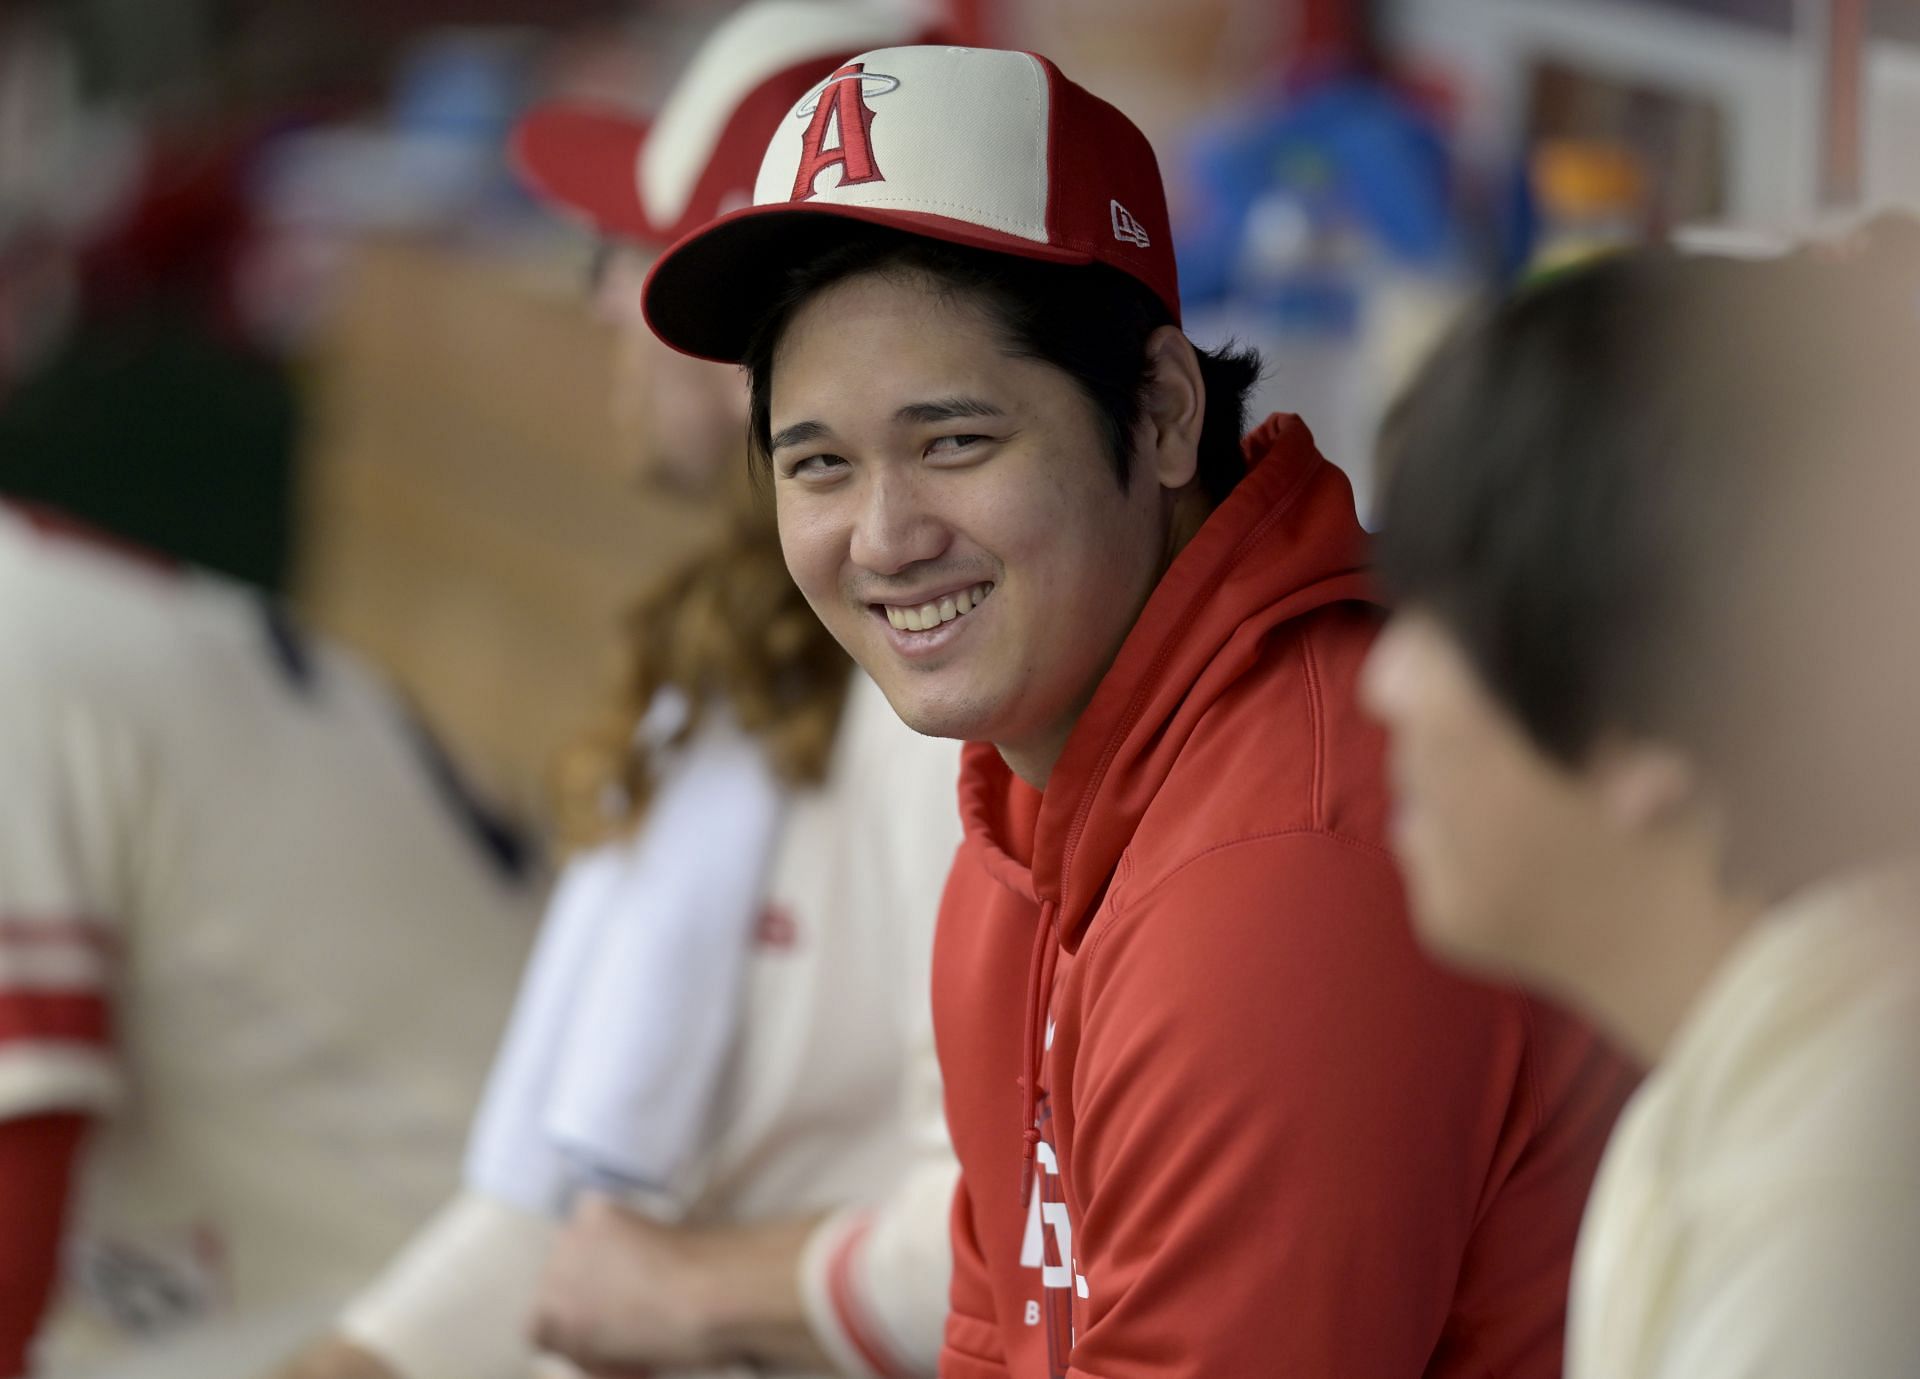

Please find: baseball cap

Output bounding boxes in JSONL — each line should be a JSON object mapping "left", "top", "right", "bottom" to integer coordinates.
{"left": 642, "top": 44, "right": 1181, "bottom": 363}
{"left": 510, "top": 1, "right": 932, "bottom": 251}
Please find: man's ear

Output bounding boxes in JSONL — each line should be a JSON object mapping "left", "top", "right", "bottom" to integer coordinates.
{"left": 1137, "top": 325, "right": 1205, "bottom": 492}
{"left": 1591, "top": 737, "right": 1703, "bottom": 833}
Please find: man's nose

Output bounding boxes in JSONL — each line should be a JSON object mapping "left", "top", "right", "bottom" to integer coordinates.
{"left": 849, "top": 466, "right": 948, "bottom": 576}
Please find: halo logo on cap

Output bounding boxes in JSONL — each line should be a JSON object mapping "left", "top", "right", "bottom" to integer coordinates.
{"left": 791, "top": 62, "right": 897, "bottom": 202}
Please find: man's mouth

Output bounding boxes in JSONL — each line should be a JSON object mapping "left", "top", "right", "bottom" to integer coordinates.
{"left": 875, "top": 582, "right": 996, "bottom": 632}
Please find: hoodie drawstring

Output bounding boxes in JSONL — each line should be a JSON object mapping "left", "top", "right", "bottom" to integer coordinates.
{"left": 1017, "top": 898, "right": 1060, "bottom": 1203}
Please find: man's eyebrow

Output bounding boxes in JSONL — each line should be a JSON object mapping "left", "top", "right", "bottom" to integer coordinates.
{"left": 769, "top": 419, "right": 832, "bottom": 453}
{"left": 895, "top": 396, "right": 1006, "bottom": 426}
{"left": 770, "top": 398, "right": 1004, "bottom": 452}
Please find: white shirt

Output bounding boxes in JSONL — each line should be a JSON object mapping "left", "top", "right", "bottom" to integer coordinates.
{"left": 342, "top": 672, "right": 964, "bottom": 1379}
{"left": 1569, "top": 867, "right": 1920, "bottom": 1379}
{"left": 0, "top": 506, "right": 540, "bottom": 1371}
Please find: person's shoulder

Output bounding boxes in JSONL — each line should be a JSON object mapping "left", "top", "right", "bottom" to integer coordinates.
{"left": 0, "top": 513, "right": 139, "bottom": 715}
{"left": 0, "top": 504, "right": 230, "bottom": 678}
{"left": 1099, "top": 820, "right": 1405, "bottom": 981}
{"left": 1131, "top": 602, "right": 1393, "bottom": 886}
{"left": 1596, "top": 881, "right": 1920, "bottom": 1379}
{"left": 1666, "top": 876, "right": 1920, "bottom": 1191}
{"left": 0, "top": 502, "right": 183, "bottom": 596}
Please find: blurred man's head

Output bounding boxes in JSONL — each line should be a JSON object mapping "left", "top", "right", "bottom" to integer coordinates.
{"left": 1362, "top": 243, "right": 1920, "bottom": 1042}
{"left": 587, "top": 239, "right": 746, "bottom": 496}
{"left": 511, "top": 1, "right": 927, "bottom": 496}
{"left": 1701, "top": 218, "right": 1920, "bottom": 895}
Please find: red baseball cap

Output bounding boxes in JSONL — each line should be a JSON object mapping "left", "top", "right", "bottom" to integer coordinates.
{"left": 510, "top": 2, "right": 933, "bottom": 252}
{"left": 642, "top": 44, "right": 1181, "bottom": 363}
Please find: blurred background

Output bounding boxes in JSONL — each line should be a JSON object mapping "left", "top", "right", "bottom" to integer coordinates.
{"left": 3, "top": 0, "right": 1914, "bottom": 841}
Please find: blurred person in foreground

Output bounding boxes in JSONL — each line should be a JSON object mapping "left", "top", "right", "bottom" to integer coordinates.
{"left": 275, "top": 6, "right": 961, "bottom": 1379}
{"left": 0, "top": 507, "right": 540, "bottom": 1379}
{"left": 1363, "top": 236, "right": 1920, "bottom": 1378}
{"left": 0, "top": 19, "right": 542, "bottom": 1379}
{"left": 640, "top": 42, "right": 1638, "bottom": 1378}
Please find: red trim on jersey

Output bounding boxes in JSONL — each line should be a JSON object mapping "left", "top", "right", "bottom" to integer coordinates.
{"left": 0, "top": 991, "right": 113, "bottom": 1047}
{"left": 825, "top": 1216, "right": 916, "bottom": 1379}
{"left": 4, "top": 500, "right": 181, "bottom": 578}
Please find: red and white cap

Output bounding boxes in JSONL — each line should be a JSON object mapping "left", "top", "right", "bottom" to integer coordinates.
{"left": 510, "top": 2, "right": 933, "bottom": 251}
{"left": 642, "top": 44, "right": 1180, "bottom": 363}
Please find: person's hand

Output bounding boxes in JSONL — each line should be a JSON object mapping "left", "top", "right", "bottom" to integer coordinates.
{"left": 529, "top": 1193, "right": 829, "bottom": 1376}
{"left": 529, "top": 1193, "right": 718, "bottom": 1374}
{"left": 262, "top": 1336, "right": 403, "bottom": 1379}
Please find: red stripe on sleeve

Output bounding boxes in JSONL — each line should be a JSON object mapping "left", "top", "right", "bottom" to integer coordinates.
{"left": 826, "top": 1217, "right": 918, "bottom": 1379}
{"left": 0, "top": 991, "right": 113, "bottom": 1047}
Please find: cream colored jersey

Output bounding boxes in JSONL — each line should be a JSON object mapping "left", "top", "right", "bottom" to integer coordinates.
{"left": 1569, "top": 867, "right": 1920, "bottom": 1379}
{"left": 343, "top": 673, "right": 964, "bottom": 1379}
{"left": 0, "top": 505, "right": 539, "bottom": 1371}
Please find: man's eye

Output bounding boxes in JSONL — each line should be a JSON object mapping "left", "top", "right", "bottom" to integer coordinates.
{"left": 787, "top": 454, "right": 848, "bottom": 479}
{"left": 928, "top": 434, "right": 988, "bottom": 455}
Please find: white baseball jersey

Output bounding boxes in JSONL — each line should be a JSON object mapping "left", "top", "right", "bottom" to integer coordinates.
{"left": 1569, "top": 866, "right": 1920, "bottom": 1379}
{"left": 342, "top": 671, "right": 965, "bottom": 1379}
{"left": 0, "top": 504, "right": 539, "bottom": 1371}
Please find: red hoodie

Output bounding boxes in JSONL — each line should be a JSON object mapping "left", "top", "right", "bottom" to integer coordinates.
{"left": 932, "top": 415, "right": 1638, "bottom": 1379}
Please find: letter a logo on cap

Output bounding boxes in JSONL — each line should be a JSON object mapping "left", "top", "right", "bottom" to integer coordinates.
{"left": 790, "top": 62, "right": 892, "bottom": 202}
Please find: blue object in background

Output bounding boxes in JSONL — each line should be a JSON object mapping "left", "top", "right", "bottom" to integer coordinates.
{"left": 1176, "top": 77, "right": 1457, "bottom": 319}
{"left": 390, "top": 29, "right": 531, "bottom": 145}
{"left": 1492, "top": 153, "right": 1540, "bottom": 285}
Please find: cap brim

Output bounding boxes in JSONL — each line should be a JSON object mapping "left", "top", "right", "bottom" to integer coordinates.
{"left": 642, "top": 202, "right": 1096, "bottom": 364}
{"left": 510, "top": 103, "right": 661, "bottom": 244}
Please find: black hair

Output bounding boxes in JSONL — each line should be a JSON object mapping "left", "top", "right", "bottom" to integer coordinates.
{"left": 1373, "top": 238, "right": 1920, "bottom": 767}
{"left": 740, "top": 224, "right": 1262, "bottom": 506}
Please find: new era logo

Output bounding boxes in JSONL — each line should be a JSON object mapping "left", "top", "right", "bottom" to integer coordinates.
{"left": 1110, "top": 199, "right": 1150, "bottom": 248}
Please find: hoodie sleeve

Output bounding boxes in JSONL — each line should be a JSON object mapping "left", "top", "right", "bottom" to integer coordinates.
{"left": 1059, "top": 830, "right": 1527, "bottom": 1378}
{"left": 938, "top": 1172, "right": 1013, "bottom": 1379}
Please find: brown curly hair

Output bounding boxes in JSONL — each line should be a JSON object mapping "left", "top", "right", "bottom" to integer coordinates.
{"left": 553, "top": 505, "right": 849, "bottom": 849}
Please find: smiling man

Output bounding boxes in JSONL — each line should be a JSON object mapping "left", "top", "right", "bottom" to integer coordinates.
{"left": 762, "top": 273, "right": 1192, "bottom": 781}
{"left": 639, "top": 44, "right": 1637, "bottom": 1379}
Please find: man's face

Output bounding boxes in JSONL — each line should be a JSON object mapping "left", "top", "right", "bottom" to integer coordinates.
{"left": 1360, "top": 610, "right": 1650, "bottom": 982}
{"left": 595, "top": 243, "right": 745, "bottom": 497}
{"left": 768, "top": 270, "right": 1171, "bottom": 760}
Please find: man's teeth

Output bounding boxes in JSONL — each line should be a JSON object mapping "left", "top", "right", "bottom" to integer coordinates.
{"left": 885, "top": 582, "right": 994, "bottom": 632}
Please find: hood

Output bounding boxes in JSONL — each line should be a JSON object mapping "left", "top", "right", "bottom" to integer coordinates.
{"left": 958, "top": 413, "right": 1378, "bottom": 946}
